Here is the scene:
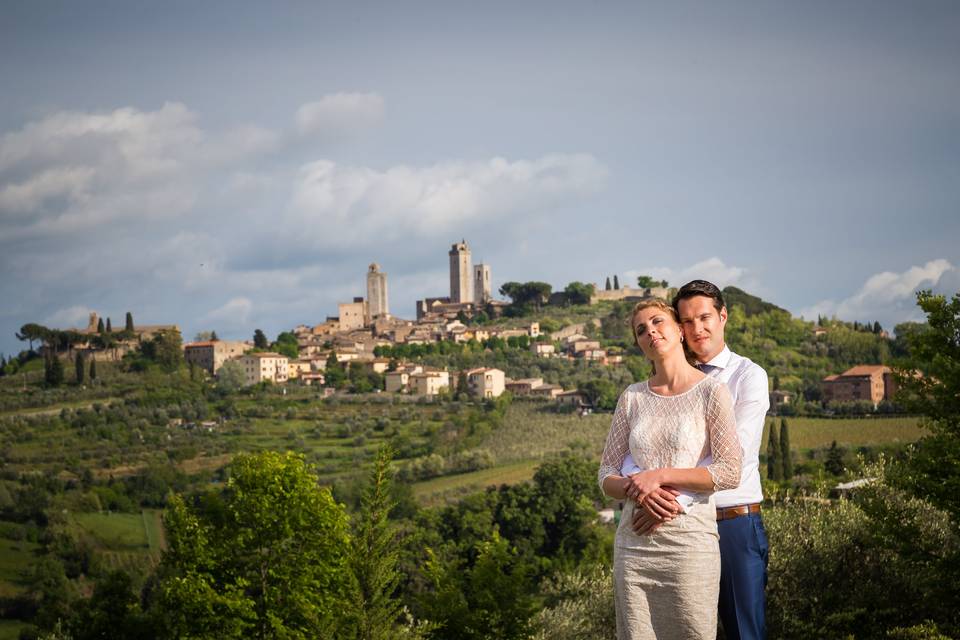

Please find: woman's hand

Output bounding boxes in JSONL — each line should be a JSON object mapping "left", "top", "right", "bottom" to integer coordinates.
{"left": 622, "top": 469, "right": 663, "bottom": 504}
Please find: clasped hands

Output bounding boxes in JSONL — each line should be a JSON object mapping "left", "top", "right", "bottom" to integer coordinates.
{"left": 622, "top": 470, "right": 682, "bottom": 536}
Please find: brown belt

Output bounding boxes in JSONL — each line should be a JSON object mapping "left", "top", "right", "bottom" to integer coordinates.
{"left": 716, "top": 503, "right": 761, "bottom": 522}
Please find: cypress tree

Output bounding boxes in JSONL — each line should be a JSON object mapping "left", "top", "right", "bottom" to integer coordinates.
{"left": 825, "top": 440, "right": 845, "bottom": 476}
{"left": 89, "top": 357, "right": 97, "bottom": 381}
{"left": 253, "top": 329, "right": 268, "bottom": 349}
{"left": 45, "top": 353, "right": 64, "bottom": 387}
{"left": 766, "top": 420, "right": 782, "bottom": 481}
{"left": 75, "top": 352, "right": 85, "bottom": 385}
{"left": 210, "top": 330, "right": 218, "bottom": 341}
{"left": 350, "top": 447, "right": 406, "bottom": 638}
{"left": 613, "top": 275, "right": 620, "bottom": 289}
{"left": 106, "top": 318, "right": 112, "bottom": 333}
{"left": 780, "top": 418, "right": 793, "bottom": 480}
{"left": 605, "top": 277, "right": 611, "bottom": 291}
{"left": 125, "top": 312, "right": 134, "bottom": 332}
{"left": 97, "top": 317, "right": 105, "bottom": 333}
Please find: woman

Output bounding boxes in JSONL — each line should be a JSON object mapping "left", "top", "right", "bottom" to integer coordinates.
{"left": 598, "top": 299, "right": 741, "bottom": 639}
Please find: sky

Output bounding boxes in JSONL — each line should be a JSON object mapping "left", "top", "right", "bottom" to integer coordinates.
{"left": 1, "top": 1, "right": 959, "bottom": 356}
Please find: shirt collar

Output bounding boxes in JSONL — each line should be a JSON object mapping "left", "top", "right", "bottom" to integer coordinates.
{"left": 701, "top": 344, "right": 731, "bottom": 370}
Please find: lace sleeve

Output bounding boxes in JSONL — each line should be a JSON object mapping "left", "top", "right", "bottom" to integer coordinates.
{"left": 705, "top": 381, "right": 742, "bottom": 491}
{"left": 598, "top": 389, "right": 632, "bottom": 491}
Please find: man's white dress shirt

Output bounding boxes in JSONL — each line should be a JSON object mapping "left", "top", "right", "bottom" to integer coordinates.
{"left": 620, "top": 345, "right": 769, "bottom": 509}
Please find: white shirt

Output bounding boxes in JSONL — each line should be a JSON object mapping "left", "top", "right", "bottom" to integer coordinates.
{"left": 620, "top": 345, "right": 769, "bottom": 509}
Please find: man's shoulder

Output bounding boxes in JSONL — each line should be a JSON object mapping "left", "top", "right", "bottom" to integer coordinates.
{"left": 726, "top": 349, "right": 768, "bottom": 383}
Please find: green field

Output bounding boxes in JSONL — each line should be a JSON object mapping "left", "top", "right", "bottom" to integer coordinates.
{"left": 0, "top": 531, "right": 39, "bottom": 598}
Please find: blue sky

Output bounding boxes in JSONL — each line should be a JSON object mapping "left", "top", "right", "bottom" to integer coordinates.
{"left": 1, "top": 1, "right": 958, "bottom": 356}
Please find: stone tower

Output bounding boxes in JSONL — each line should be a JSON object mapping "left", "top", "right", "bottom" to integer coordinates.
{"left": 449, "top": 240, "right": 473, "bottom": 304}
{"left": 366, "top": 263, "right": 389, "bottom": 319}
{"left": 474, "top": 263, "right": 491, "bottom": 305}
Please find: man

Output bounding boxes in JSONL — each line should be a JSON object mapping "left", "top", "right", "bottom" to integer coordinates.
{"left": 620, "top": 280, "right": 770, "bottom": 640}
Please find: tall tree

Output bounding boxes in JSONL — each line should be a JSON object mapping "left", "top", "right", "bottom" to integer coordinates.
{"left": 211, "top": 330, "right": 219, "bottom": 341}
{"left": 780, "top": 418, "right": 793, "bottom": 480}
{"left": 767, "top": 420, "right": 782, "bottom": 481}
{"left": 75, "top": 352, "right": 85, "bottom": 385}
{"left": 563, "top": 282, "right": 595, "bottom": 306}
{"left": 893, "top": 289, "right": 960, "bottom": 517}
{"left": 157, "top": 451, "right": 353, "bottom": 639}
{"left": 253, "top": 329, "right": 268, "bottom": 349}
{"left": 97, "top": 317, "right": 105, "bottom": 333}
{"left": 613, "top": 275, "right": 620, "bottom": 290}
{"left": 637, "top": 275, "right": 657, "bottom": 288}
{"left": 605, "top": 277, "right": 611, "bottom": 291}
{"left": 125, "top": 312, "right": 134, "bottom": 332}
{"left": 825, "top": 440, "right": 845, "bottom": 476}
{"left": 44, "top": 353, "right": 64, "bottom": 387}
{"left": 89, "top": 357, "right": 97, "bottom": 381}
{"left": 350, "top": 447, "right": 412, "bottom": 639}
{"left": 105, "top": 318, "right": 112, "bottom": 333}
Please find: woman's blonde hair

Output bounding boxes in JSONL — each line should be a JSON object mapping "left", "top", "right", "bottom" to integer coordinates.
{"left": 630, "top": 298, "right": 696, "bottom": 370}
{"left": 629, "top": 298, "right": 679, "bottom": 348}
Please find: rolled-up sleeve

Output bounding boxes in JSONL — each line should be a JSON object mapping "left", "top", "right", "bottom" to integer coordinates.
{"left": 598, "top": 390, "right": 632, "bottom": 491}
{"left": 705, "top": 382, "right": 742, "bottom": 491}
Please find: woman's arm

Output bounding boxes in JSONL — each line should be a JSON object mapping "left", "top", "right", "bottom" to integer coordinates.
{"left": 598, "top": 391, "right": 632, "bottom": 496}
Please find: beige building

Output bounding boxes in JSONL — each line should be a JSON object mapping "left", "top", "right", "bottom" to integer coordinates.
{"left": 590, "top": 285, "right": 671, "bottom": 304}
{"left": 505, "top": 378, "right": 543, "bottom": 396}
{"left": 184, "top": 340, "right": 250, "bottom": 374}
{"left": 467, "top": 367, "right": 505, "bottom": 398}
{"left": 385, "top": 364, "right": 424, "bottom": 392}
{"left": 474, "top": 263, "right": 491, "bottom": 304}
{"left": 239, "top": 352, "right": 289, "bottom": 385}
{"left": 338, "top": 298, "right": 368, "bottom": 331}
{"left": 531, "top": 342, "right": 555, "bottom": 357}
{"left": 366, "top": 263, "right": 389, "bottom": 320}
{"left": 410, "top": 370, "right": 450, "bottom": 396}
{"left": 449, "top": 240, "right": 473, "bottom": 303}
{"left": 530, "top": 383, "right": 564, "bottom": 399}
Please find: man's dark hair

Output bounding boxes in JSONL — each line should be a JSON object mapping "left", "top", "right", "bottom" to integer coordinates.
{"left": 672, "top": 280, "right": 725, "bottom": 313}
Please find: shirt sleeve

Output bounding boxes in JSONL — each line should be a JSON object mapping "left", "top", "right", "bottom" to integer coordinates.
{"left": 705, "top": 382, "right": 742, "bottom": 491}
{"left": 598, "top": 389, "right": 632, "bottom": 491}
{"left": 733, "top": 365, "right": 770, "bottom": 465}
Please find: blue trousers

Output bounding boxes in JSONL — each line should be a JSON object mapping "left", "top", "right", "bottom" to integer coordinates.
{"left": 717, "top": 512, "right": 768, "bottom": 640}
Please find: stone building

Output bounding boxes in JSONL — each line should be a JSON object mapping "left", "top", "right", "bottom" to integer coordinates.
{"left": 183, "top": 340, "right": 250, "bottom": 374}
{"left": 410, "top": 370, "right": 450, "bottom": 396}
{"left": 821, "top": 365, "right": 896, "bottom": 406}
{"left": 366, "top": 263, "right": 389, "bottom": 320}
{"left": 474, "top": 263, "right": 491, "bottom": 304}
{"left": 338, "top": 298, "right": 368, "bottom": 331}
{"left": 449, "top": 240, "right": 473, "bottom": 304}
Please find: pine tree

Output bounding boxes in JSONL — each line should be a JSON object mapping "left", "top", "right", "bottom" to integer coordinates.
{"left": 210, "top": 330, "right": 219, "bottom": 341}
{"left": 613, "top": 275, "right": 620, "bottom": 290}
{"left": 825, "top": 440, "right": 845, "bottom": 476}
{"left": 767, "top": 420, "right": 782, "bottom": 481}
{"left": 253, "top": 329, "right": 268, "bottom": 349}
{"left": 780, "top": 418, "right": 793, "bottom": 480}
{"left": 89, "top": 357, "right": 97, "bottom": 381}
{"left": 873, "top": 321, "right": 882, "bottom": 334}
{"left": 106, "top": 318, "right": 113, "bottom": 333}
{"left": 350, "top": 447, "right": 407, "bottom": 639}
{"left": 125, "top": 312, "right": 134, "bottom": 332}
{"left": 97, "top": 317, "right": 105, "bottom": 333}
{"left": 75, "top": 352, "right": 85, "bottom": 385}
{"left": 605, "top": 277, "right": 611, "bottom": 291}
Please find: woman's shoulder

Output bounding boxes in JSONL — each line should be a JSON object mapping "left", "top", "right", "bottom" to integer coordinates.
{"left": 621, "top": 381, "right": 649, "bottom": 397}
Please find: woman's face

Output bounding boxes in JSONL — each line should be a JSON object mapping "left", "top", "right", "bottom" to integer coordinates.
{"left": 632, "top": 307, "right": 682, "bottom": 360}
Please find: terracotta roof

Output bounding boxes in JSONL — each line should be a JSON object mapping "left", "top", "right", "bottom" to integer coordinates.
{"left": 243, "top": 352, "right": 287, "bottom": 359}
{"left": 842, "top": 365, "right": 891, "bottom": 377}
{"left": 823, "top": 374, "right": 839, "bottom": 382}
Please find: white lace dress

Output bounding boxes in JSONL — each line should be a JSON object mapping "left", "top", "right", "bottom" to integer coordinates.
{"left": 598, "top": 376, "right": 741, "bottom": 640}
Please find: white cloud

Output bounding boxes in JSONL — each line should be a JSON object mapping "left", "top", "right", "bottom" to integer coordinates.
{"left": 0, "top": 102, "right": 278, "bottom": 239}
{"left": 797, "top": 259, "right": 956, "bottom": 327}
{"left": 625, "top": 257, "right": 750, "bottom": 290}
{"left": 42, "top": 305, "right": 96, "bottom": 330}
{"left": 200, "top": 297, "right": 253, "bottom": 329}
{"left": 285, "top": 153, "right": 607, "bottom": 247}
{"left": 295, "top": 92, "right": 385, "bottom": 137}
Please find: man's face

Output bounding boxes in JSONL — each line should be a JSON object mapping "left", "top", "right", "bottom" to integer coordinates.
{"left": 677, "top": 295, "right": 727, "bottom": 361}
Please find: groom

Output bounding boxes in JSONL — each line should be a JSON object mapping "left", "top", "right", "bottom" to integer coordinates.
{"left": 621, "top": 280, "right": 770, "bottom": 640}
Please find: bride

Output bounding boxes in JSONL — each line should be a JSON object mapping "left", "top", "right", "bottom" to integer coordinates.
{"left": 598, "top": 298, "right": 742, "bottom": 639}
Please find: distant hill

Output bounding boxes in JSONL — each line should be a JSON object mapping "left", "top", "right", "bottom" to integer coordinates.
{"left": 722, "top": 286, "right": 788, "bottom": 317}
